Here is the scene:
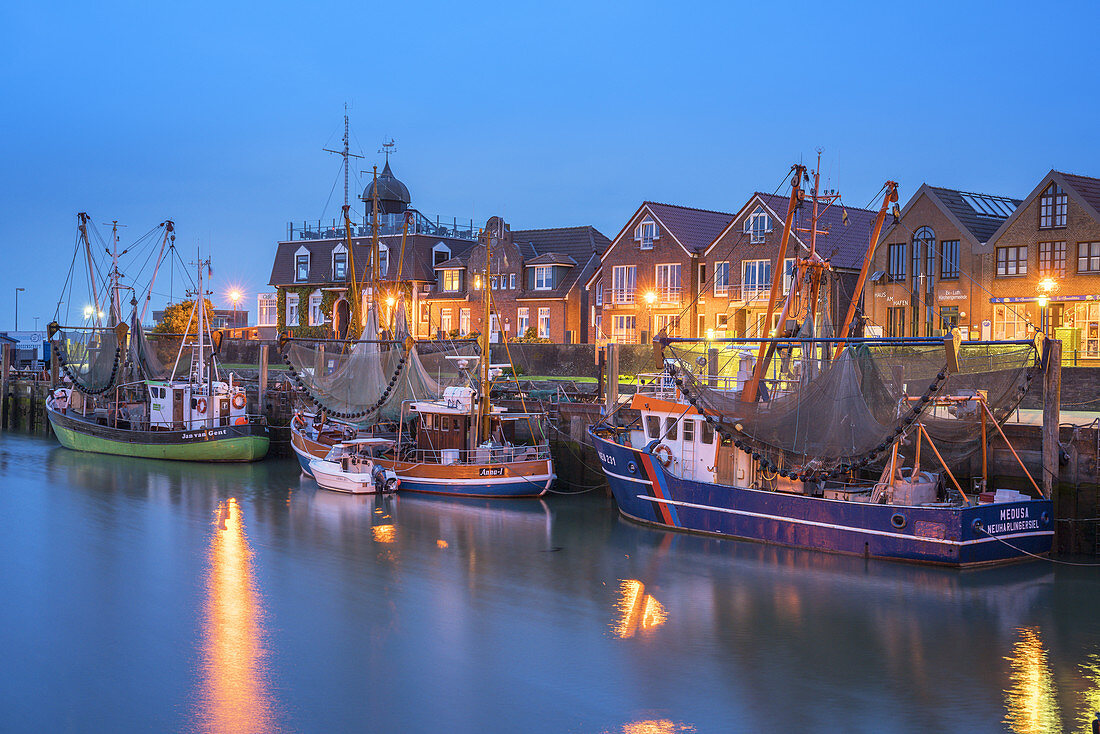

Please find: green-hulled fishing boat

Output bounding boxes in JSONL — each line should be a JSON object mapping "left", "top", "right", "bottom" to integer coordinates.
{"left": 45, "top": 214, "right": 269, "bottom": 462}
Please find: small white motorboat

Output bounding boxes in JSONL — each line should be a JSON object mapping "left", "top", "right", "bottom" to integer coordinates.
{"left": 309, "top": 438, "right": 399, "bottom": 494}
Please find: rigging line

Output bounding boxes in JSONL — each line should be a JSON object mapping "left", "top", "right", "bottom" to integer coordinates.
{"left": 318, "top": 161, "right": 345, "bottom": 223}
{"left": 974, "top": 527, "right": 1100, "bottom": 566}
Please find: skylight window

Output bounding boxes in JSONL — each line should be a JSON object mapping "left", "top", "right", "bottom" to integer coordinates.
{"left": 959, "top": 192, "right": 1017, "bottom": 218}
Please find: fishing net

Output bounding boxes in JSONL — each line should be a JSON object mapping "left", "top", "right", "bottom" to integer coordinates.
{"left": 282, "top": 302, "right": 476, "bottom": 422}
{"left": 664, "top": 340, "right": 1037, "bottom": 480}
{"left": 49, "top": 322, "right": 127, "bottom": 395}
{"left": 127, "top": 312, "right": 170, "bottom": 381}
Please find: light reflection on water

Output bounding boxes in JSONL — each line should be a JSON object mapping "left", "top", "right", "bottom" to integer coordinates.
{"left": 193, "top": 498, "right": 275, "bottom": 734}
{"left": 2, "top": 434, "right": 1098, "bottom": 733}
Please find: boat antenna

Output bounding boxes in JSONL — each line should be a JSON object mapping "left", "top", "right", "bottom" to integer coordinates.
{"left": 323, "top": 105, "right": 363, "bottom": 212}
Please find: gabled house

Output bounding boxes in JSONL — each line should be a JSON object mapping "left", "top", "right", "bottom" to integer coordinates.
{"left": 984, "top": 170, "right": 1100, "bottom": 357}
{"left": 421, "top": 216, "right": 610, "bottom": 343}
{"left": 868, "top": 185, "right": 1020, "bottom": 339}
{"left": 700, "top": 192, "right": 877, "bottom": 338}
{"left": 585, "top": 202, "right": 735, "bottom": 343}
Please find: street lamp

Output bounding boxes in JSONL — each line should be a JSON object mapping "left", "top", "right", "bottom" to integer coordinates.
{"left": 229, "top": 289, "right": 242, "bottom": 327}
{"left": 1036, "top": 278, "right": 1059, "bottom": 335}
{"left": 14, "top": 287, "right": 24, "bottom": 331}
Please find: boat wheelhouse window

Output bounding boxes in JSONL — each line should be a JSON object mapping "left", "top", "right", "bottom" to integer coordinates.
{"left": 663, "top": 417, "right": 678, "bottom": 441}
{"left": 701, "top": 420, "right": 714, "bottom": 445}
{"left": 645, "top": 415, "right": 660, "bottom": 439}
{"left": 453, "top": 417, "right": 460, "bottom": 431}
{"left": 424, "top": 414, "right": 434, "bottom": 429}
{"left": 683, "top": 419, "right": 695, "bottom": 442}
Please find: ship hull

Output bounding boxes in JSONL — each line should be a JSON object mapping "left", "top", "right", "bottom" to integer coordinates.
{"left": 47, "top": 405, "right": 269, "bottom": 463}
{"left": 391, "top": 458, "right": 554, "bottom": 498}
{"left": 590, "top": 429, "right": 1052, "bottom": 567}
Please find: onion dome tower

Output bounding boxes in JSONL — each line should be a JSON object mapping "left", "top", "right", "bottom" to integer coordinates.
{"left": 361, "top": 160, "right": 411, "bottom": 215}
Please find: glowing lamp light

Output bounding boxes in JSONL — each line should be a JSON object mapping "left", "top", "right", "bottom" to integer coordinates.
{"left": 1037, "top": 294, "right": 1049, "bottom": 307}
{"left": 83, "top": 305, "right": 93, "bottom": 318}
{"left": 1038, "top": 277, "right": 1058, "bottom": 293}
{"left": 386, "top": 296, "right": 396, "bottom": 307}
{"left": 706, "top": 328, "right": 715, "bottom": 340}
{"left": 644, "top": 291, "right": 657, "bottom": 305}
{"left": 229, "top": 289, "right": 242, "bottom": 304}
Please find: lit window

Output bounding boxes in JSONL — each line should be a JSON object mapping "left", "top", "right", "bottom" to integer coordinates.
{"left": 440, "top": 308, "right": 452, "bottom": 333}
{"left": 441, "top": 270, "right": 461, "bottom": 292}
{"left": 1039, "top": 241, "right": 1066, "bottom": 278}
{"left": 612, "top": 265, "right": 636, "bottom": 304}
{"left": 612, "top": 315, "right": 636, "bottom": 343}
{"left": 1039, "top": 183, "right": 1068, "bottom": 228}
{"left": 459, "top": 308, "right": 470, "bottom": 335}
{"left": 517, "top": 307, "right": 529, "bottom": 334}
{"left": 538, "top": 307, "right": 550, "bottom": 338}
{"left": 534, "top": 266, "right": 553, "bottom": 290}
{"left": 655, "top": 264, "right": 681, "bottom": 302}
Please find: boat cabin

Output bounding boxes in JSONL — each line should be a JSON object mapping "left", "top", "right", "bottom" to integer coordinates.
{"left": 147, "top": 380, "right": 249, "bottom": 430}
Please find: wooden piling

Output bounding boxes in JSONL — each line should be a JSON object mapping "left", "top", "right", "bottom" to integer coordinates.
{"left": 1, "top": 343, "right": 9, "bottom": 431}
{"left": 258, "top": 344, "right": 269, "bottom": 412}
{"left": 605, "top": 343, "right": 619, "bottom": 415}
{"left": 1043, "top": 339, "right": 1062, "bottom": 502}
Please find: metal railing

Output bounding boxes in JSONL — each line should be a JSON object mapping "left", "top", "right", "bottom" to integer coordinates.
{"left": 286, "top": 210, "right": 477, "bottom": 242}
{"left": 402, "top": 443, "right": 551, "bottom": 465}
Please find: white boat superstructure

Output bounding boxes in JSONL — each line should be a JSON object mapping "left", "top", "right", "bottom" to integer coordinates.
{"left": 309, "top": 438, "right": 399, "bottom": 494}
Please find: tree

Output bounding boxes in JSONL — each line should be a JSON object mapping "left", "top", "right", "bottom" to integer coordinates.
{"left": 152, "top": 299, "right": 216, "bottom": 335}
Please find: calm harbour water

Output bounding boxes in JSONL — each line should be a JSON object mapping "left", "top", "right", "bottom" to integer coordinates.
{"left": 1, "top": 433, "right": 1098, "bottom": 733}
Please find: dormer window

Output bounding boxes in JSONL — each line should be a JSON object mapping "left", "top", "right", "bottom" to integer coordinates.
{"left": 441, "top": 270, "right": 462, "bottom": 292}
{"left": 744, "top": 206, "right": 771, "bottom": 243}
{"left": 332, "top": 244, "right": 347, "bottom": 280}
{"left": 378, "top": 244, "right": 390, "bottom": 276}
{"left": 294, "top": 246, "right": 310, "bottom": 281}
{"left": 433, "top": 242, "right": 451, "bottom": 266}
{"left": 1039, "top": 183, "right": 1068, "bottom": 229}
{"left": 635, "top": 220, "right": 658, "bottom": 250}
{"left": 533, "top": 265, "right": 553, "bottom": 290}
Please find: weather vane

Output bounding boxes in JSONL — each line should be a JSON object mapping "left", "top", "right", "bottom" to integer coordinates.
{"left": 379, "top": 138, "right": 396, "bottom": 163}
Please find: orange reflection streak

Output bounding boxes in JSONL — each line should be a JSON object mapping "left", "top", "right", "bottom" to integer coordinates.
{"left": 617, "top": 720, "right": 696, "bottom": 734}
{"left": 613, "top": 580, "right": 667, "bottom": 639}
{"left": 372, "top": 524, "right": 395, "bottom": 544}
{"left": 436, "top": 539, "right": 449, "bottom": 549}
{"left": 1077, "top": 652, "right": 1100, "bottom": 733}
{"left": 1004, "top": 626, "right": 1062, "bottom": 734}
{"left": 195, "top": 499, "right": 275, "bottom": 734}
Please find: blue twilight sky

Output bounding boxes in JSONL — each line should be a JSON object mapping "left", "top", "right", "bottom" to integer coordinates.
{"left": 2, "top": 0, "right": 1099, "bottom": 328}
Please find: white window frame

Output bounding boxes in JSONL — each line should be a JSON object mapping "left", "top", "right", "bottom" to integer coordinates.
{"left": 285, "top": 292, "right": 299, "bottom": 326}
{"left": 611, "top": 265, "right": 636, "bottom": 304}
{"left": 377, "top": 244, "right": 389, "bottom": 277}
{"left": 713, "top": 261, "right": 730, "bottom": 296}
{"left": 742, "top": 259, "right": 771, "bottom": 298}
{"left": 715, "top": 312, "right": 729, "bottom": 330}
{"left": 441, "top": 270, "right": 462, "bottom": 292}
{"left": 654, "top": 314, "right": 680, "bottom": 337}
{"left": 612, "top": 314, "right": 636, "bottom": 344}
{"left": 459, "top": 308, "right": 470, "bottom": 335}
{"left": 517, "top": 307, "right": 529, "bottom": 334}
{"left": 538, "top": 307, "right": 550, "bottom": 339}
{"left": 332, "top": 244, "right": 347, "bottom": 280}
{"left": 533, "top": 265, "right": 553, "bottom": 290}
{"left": 509, "top": 273, "right": 516, "bottom": 289}
{"left": 744, "top": 206, "right": 771, "bottom": 244}
{"left": 257, "top": 293, "right": 278, "bottom": 327}
{"left": 655, "top": 263, "right": 681, "bottom": 303}
{"left": 440, "top": 308, "right": 452, "bottom": 333}
{"left": 781, "top": 258, "right": 796, "bottom": 294}
{"left": 308, "top": 290, "right": 324, "bottom": 326}
{"left": 432, "top": 242, "right": 451, "bottom": 266}
{"left": 294, "top": 245, "right": 310, "bottom": 282}
{"left": 635, "top": 220, "right": 658, "bottom": 250}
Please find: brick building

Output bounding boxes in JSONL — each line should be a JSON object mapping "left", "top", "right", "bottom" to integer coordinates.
{"left": 268, "top": 161, "right": 477, "bottom": 338}
{"left": 867, "top": 185, "right": 1020, "bottom": 338}
{"left": 699, "top": 192, "right": 877, "bottom": 339}
{"left": 422, "top": 216, "right": 608, "bottom": 343}
{"left": 985, "top": 170, "right": 1100, "bottom": 359}
{"left": 586, "top": 195, "right": 877, "bottom": 344}
{"left": 586, "top": 202, "right": 735, "bottom": 344}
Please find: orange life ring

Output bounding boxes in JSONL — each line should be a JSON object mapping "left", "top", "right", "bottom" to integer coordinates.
{"left": 653, "top": 443, "right": 674, "bottom": 468}
{"left": 235, "top": 416, "right": 248, "bottom": 425}
{"left": 292, "top": 412, "right": 307, "bottom": 430}
{"left": 196, "top": 398, "right": 207, "bottom": 414}
{"left": 232, "top": 393, "right": 246, "bottom": 410}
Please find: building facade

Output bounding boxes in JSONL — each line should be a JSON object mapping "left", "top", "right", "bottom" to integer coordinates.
{"left": 985, "top": 170, "right": 1100, "bottom": 359}
{"left": 268, "top": 161, "right": 477, "bottom": 339}
{"left": 867, "top": 185, "right": 1020, "bottom": 339}
{"left": 422, "top": 216, "right": 608, "bottom": 343}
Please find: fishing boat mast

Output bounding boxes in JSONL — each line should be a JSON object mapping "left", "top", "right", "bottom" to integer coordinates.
{"left": 77, "top": 212, "right": 104, "bottom": 327}
{"left": 478, "top": 227, "right": 493, "bottom": 444}
{"left": 326, "top": 110, "right": 365, "bottom": 335}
